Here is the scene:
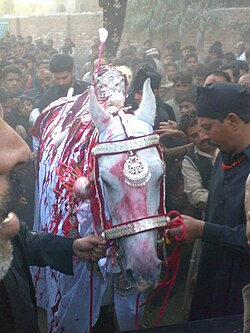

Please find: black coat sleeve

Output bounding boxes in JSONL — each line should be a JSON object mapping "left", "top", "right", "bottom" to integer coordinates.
{"left": 19, "top": 222, "right": 74, "bottom": 275}
{"left": 202, "top": 222, "right": 250, "bottom": 258}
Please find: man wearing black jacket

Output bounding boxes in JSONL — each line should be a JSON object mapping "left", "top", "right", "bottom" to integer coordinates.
{"left": 168, "top": 83, "right": 250, "bottom": 320}
{"left": 38, "top": 53, "right": 89, "bottom": 112}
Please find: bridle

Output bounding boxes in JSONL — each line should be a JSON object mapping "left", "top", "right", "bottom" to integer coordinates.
{"left": 92, "top": 132, "right": 170, "bottom": 240}
{"left": 91, "top": 108, "right": 170, "bottom": 240}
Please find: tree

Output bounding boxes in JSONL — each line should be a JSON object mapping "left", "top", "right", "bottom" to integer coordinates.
{"left": 0, "top": 0, "right": 14, "bottom": 16}
{"left": 125, "top": 0, "right": 222, "bottom": 48}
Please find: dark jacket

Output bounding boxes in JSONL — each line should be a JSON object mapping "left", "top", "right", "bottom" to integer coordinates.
{"left": 38, "top": 79, "right": 89, "bottom": 111}
{"left": 189, "top": 147, "right": 250, "bottom": 320}
{"left": 0, "top": 223, "right": 74, "bottom": 333}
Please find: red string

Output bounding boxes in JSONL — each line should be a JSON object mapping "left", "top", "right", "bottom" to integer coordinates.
{"left": 154, "top": 246, "right": 181, "bottom": 326}
{"left": 89, "top": 264, "right": 94, "bottom": 333}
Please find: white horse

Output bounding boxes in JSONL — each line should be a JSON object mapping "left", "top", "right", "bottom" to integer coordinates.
{"left": 32, "top": 75, "right": 167, "bottom": 332}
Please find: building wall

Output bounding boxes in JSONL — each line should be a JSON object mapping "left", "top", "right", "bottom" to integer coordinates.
{"left": 5, "top": 7, "right": 250, "bottom": 69}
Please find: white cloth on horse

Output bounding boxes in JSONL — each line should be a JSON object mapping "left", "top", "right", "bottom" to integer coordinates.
{"left": 31, "top": 92, "right": 146, "bottom": 332}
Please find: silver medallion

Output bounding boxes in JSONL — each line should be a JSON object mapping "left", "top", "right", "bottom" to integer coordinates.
{"left": 123, "top": 154, "right": 151, "bottom": 187}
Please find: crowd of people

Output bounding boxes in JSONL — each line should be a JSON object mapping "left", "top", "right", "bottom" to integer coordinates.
{"left": 1, "top": 29, "right": 250, "bottom": 332}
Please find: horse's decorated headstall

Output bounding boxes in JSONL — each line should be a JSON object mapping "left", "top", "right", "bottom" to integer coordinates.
{"left": 92, "top": 133, "right": 169, "bottom": 240}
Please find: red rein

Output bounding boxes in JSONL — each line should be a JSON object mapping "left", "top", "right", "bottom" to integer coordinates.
{"left": 134, "top": 210, "right": 187, "bottom": 330}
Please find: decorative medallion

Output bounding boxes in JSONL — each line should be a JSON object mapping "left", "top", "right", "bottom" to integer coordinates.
{"left": 123, "top": 153, "right": 151, "bottom": 187}
{"left": 94, "top": 64, "right": 126, "bottom": 101}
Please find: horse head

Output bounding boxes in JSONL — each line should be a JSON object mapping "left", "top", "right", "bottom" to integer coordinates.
{"left": 89, "top": 78, "right": 166, "bottom": 293}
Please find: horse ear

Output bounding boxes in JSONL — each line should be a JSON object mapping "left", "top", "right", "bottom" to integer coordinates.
{"left": 88, "top": 85, "right": 112, "bottom": 132}
{"left": 134, "top": 78, "right": 156, "bottom": 127}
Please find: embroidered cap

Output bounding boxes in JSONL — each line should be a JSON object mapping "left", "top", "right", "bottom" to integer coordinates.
{"left": 197, "top": 82, "right": 250, "bottom": 119}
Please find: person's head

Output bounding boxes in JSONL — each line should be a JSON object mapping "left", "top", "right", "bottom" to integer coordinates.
{"left": 173, "top": 71, "right": 193, "bottom": 98}
{"left": 143, "top": 39, "right": 152, "bottom": 50}
{"left": 180, "top": 111, "right": 213, "bottom": 153}
{"left": 212, "top": 40, "right": 222, "bottom": 50}
{"left": 0, "top": 118, "right": 30, "bottom": 222}
{"left": 238, "top": 74, "right": 250, "bottom": 88}
{"left": 26, "top": 35, "right": 32, "bottom": 44}
{"left": 193, "top": 64, "right": 209, "bottom": 86}
{"left": 34, "top": 37, "right": 43, "bottom": 48}
{"left": 37, "top": 68, "right": 55, "bottom": 92}
{"left": 36, "top": 59, "right": 50, "bottom": 70}
{"left": 90, "top": 42, "right": 99, "bottom": 59}
{"left": 13, "top": 59, "right": 29, "bottom": 79}
{"left": 121, "top": 45, "right": 137, "bottom": 58}
{"left": 1, "top": 65, "right": 22, "bottom": 96}
{"left": 64, "top": 37, "right": 75, "bottom": 50}
{"left": 219, "top": 64, "right": 240, "bottom": 83}
{"left": 165, "top": 63, "right": 177, "bottom": 81}
{"left": 38, "top": 43, "right": 50, "bottom": 60}
{"left": 183, "top": 53, "right": 198, "bottom": 73}
{"left": 234, "top": 60, "right": 249, "bottom": 76}
{"left": 23, "top": 53, "right": 36, "bottom": 73}
{"left": 223, "top": 52, "right": 236, "bottom": 64}
{"left": 162, "top": 53, "right": 174, "bottom": 65}
{"left": 204, "top": 70, "right": 231, "bottom": 86}
{"left": 0, "top": 88, "right": 11, "bottom": 118}
{"left": 179, "top": 94, "right": 197, "bottom": 114}
{"left": 49, "top": 53, "right": 74, "bottom": 89}
{"left": 47, "top": 39, "right": 54, "bottom": 48}
{"left": 145, "top": 48, "right": 161, "bottom": 60}
{"left": 133, "top": 65, "right": 161, "bottom": 106}
{"left": 12, "top": 41, "right": 25, "bottom": 59}
{"left": 235, "top": 41, "right": 245, "bottom": 55}
{"left": 18, "top": 95, "right": 34, "bottom": 117}
{"left": 25, "top": 43, "right": 36, "bottom": 55}
{"left": 0, "top": 45, "right": 9, "bottom": 61}
{"left": 208, "top": 45, "right": 223, "bottom": 60}
{"left": 207, "top": 58, "right": 223, "bottom": 72}
{"left": 181, "top": 45, "right": 196, "bottom": 58}
{"left": 197, "top": 82, "right": 250, "bottom": 153}
{"left": 164, "top": 43, "right": 175, "bottom": 56}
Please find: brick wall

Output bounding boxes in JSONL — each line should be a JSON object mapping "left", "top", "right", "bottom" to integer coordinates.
{"left": 8, "top": 12, "right": 103, "bottom": 66}
{"left": 6, "top": 7, "right": 250, "bottom": 69}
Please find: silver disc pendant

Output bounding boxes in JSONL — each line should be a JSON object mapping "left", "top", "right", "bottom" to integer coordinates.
{"left": 123, "top": 155, "right": 151, "bottom": 187}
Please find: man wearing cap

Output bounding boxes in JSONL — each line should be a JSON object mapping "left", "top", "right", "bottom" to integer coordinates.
{"left": 169, "top": 82, "right": 250, "bottom": 321}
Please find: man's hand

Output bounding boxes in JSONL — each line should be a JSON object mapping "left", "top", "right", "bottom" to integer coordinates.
{"left": 16, "top": 125, "right": 27, "bottom": 140}
{"left": 0, "top": 212, "right": 20, "bottom": 241}
{"left": 167, "top": 215, "right": 205, "bottom": 243}
{"left": 154, "top": 121, "right": 186, "bottom": 139}
{"left": 30, "top": 150, "right": 38, "bottom": 162}
{"left": 73, "top": 234, "right": 107, "bottom": 261}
